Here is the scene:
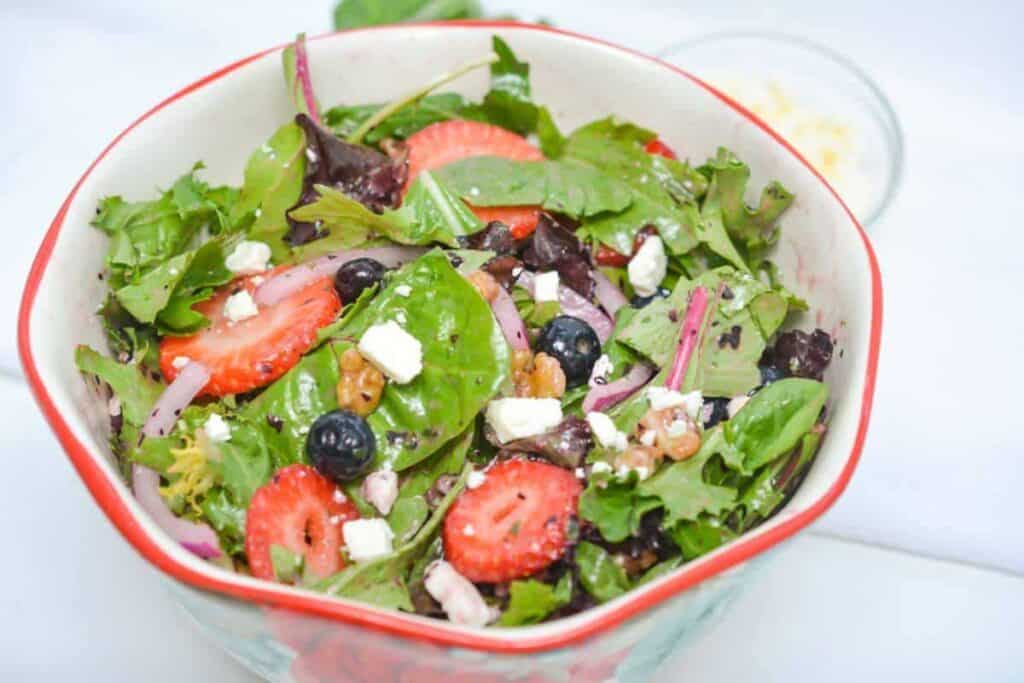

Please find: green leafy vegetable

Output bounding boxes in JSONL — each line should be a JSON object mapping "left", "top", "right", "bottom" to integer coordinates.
{"left": 575, "top": 541, "right": 630, "bottom": 603}
{"left": 388, "top": 496, "right": 430, "bottom": 544}
{"left": 536, "top": 106, "right": 566, "bottom": 158}
{"left": 477, "top": 36, "right": 537, "bottom": 135}
{"left": 725, "top": 378, "right": 828, "bottom": 470}
{"left": 397, "top": 425, "right": 474, "bottom": 499}
{"left": 578, "top": 474, "right": 659, "bottom": 543}
{"left": 215, "top": 417, "right": 273, "bottom": 505}
{"left": 634, "top": 557, "right": 682, "bottom": 586}
{"left": 702, "top": 148, "right": 794, "bottom": 250}
{"left": 74, "top": 345, "right": 163, "bottom": 426}
{"left": 333, "top": 0, "right": 482, "bottom": 30}
{"left": 270, "top": 544, "right": 305, "bottom": 583}
{"left": 498, "top": 574, "right": 572, "bottom": 626}
{"left": 336, "top": 251, "right": 509, "bottom": 470}
{"left": 326, "top": 93, "right": 470, "bottom": 144}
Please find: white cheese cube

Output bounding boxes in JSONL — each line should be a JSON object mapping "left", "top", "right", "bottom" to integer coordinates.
{"left": 646, "top": 387, "right": 703, "bottom": 419}
{"left": 225, "top": 241, "right": 271, "bottom": 274}
{"left": 466, "top": 471, "right": 487, "bottom": 489}
{"left": 586, "top": 412, "right": 628, "bottom": 452}
{"left": 343, "top": 519, "right": 394, "bottom": 562}
{"left": 360, "top": 470, "right": 399, "bottom": 516}
{"left": 533, "top": 271, "right": 560, "bottom": 303}
{"left": 424, "top": 560, "right": 498, "bottom": 627}
{"left": 485, "top": 398, "right": 563, "bottom": 443}
{"left": 358, "top": 321, "right": 423, "bottom": 384}
{"left": 223, "top": 290, "right": 259, "bottom": 323}
{"left": 627, "top": 235, "right": 667, "bottom": 296}
{"left": 202, "top": 413, "right": 231, "bottom": 443}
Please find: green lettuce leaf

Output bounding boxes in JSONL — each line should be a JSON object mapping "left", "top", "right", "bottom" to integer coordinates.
{"left": 702, "top": 148, "right": 794, "bottom": 250}
{"left": 74, "top": 345, "right": 163, "bottom": 426}
{"left": 575, "top": 541, "right": 629, "bottom": 603}
{"left": 333, "top": 0, "right": 482, "bottom": 30}
{"left": 337, "top": 251, "right": 509, "bottom": 470}
{"left": 476, "top": 36, "right": 537, "bottom": 135}
{"left": 725, "top": 378, "right": 828, "bottom": 470}
{"left": 498, "top": 574, "right": 572, "bottom": 626}
{"left": 326, "top": 93, "right": 470, "bottom": 144}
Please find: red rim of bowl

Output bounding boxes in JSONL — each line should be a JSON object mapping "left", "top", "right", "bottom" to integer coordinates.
{"left": 16, "top": 20, "right": 882, "bottom": 654}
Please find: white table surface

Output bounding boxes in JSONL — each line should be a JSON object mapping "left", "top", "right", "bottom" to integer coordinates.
{"left": 2, "top": 1, "right": 1022, "bottom": 680}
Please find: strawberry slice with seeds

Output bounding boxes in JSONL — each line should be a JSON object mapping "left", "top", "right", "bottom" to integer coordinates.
{"left": 443, "top": 459, "right": 582, "bottom": 583}
{"left": 644, "top": 138, "right": 678, "bottom": 159}
{"left": 245, "top": 464, "right": 360, "bottom": 582}
{"left": 469, "top": 206, "right": 542, "bottom": 239}
{"left": 159, "top": 268, "right": 341, "bottom": 397}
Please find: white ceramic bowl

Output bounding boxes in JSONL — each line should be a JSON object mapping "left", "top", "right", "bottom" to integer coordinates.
{"left": 18, "top": 21, "right": 882, "bottom": 683}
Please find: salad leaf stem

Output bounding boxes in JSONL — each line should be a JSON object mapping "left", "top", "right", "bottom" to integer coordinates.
{"left": 292, "top": 34, "right": 321, "bottom": 124}
{"left": 664, "top": 285, "right": 709, "bottom": 390}
{"left": 348, "top": 52, "right": 498, "bottom": 145}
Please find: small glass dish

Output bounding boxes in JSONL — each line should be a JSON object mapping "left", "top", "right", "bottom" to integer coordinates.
{"left": 658, "top": 31, "right": 904, "bottom": 228}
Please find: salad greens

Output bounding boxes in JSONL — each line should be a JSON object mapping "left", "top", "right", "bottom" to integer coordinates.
{"left": 75, "top": 33, "right": 834, "bottom": 629}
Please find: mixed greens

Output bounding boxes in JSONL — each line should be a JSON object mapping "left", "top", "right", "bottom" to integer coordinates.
{"left": 76, "top": 34, "right": 834, "bottom": 627}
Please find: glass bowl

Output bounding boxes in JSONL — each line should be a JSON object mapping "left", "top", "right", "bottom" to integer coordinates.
{"left": 658, "top": 31, "right": 904, "bottom": 228}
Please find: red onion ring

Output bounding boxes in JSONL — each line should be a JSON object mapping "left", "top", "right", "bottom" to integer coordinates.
{"left": 665, "top": 286, "right": 710, "bottom": 391}
{"left": 592, "top": 269, "right": 629, "bottom": 317}
{"left": 490, "top": 285, "right": 530, "bottom": 351}
{"left": 517, "top": 271, "right": 614, "bottom": 343}
{"left": 135, "top": 361, "right": 222, "bottom": 560}
{"left": 254, "top": 246, "right": 426, "bottom": 307}
{"left": 582, "top": 363, "right": 655, "bottom": 413}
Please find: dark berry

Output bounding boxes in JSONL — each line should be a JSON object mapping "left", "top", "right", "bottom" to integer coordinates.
{"left": 536, "top": 316, "right": 601, "bottom": 389}
{"left": 630, "top": 287, "right": 671, "bottom": 309}
{"left": 334, "top": 258, "right": 386, "bottom": 305}
{"left": 762, "top": 329, "right": 834, "bottom": 381}
{"left": 759, "top": 364, "right": 786, "bottom": 385}
{"left": 702, "top": 397, "right": 730, "bottom": 429}
{"left": 306, "top": 410, "right": 376, "bottom": 483}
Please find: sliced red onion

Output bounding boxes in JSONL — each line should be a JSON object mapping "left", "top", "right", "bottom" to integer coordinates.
{"left": 254, "top": 246, "right": 426, "bottom": 307}
{"left": 582, "top": 363, "right": 656, "bottom": 413}
{"left": 665, "top": 286, "right": 710, "bottom": 391}
{"left": 293, "top": 34, "right": 320, "bottom": 124}
{"left": 517, "top": 271, "right": 614, "bottom": 343}
{"left": 133, "top": 465, "right": 222, "bottom": 560}
{"left": 592, "top": 269, "right": 629, "bottom": 317}
{"left": 143, "top": 361, "right": 210, "bottom": 439}
{"left": 490, "top": 285, "right": 530, "bottom": 351}
{"left": 135, "top": 361, "right": 221, "bottom": 560}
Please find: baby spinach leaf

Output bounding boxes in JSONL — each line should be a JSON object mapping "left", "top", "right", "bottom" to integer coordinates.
{"left": 576, "top": 541, "right": 630, "bottom": 603}
{"left": 435, "top": 157, "right": 633, "bottom": 218}
{"left": 397, "top": 425, "right": 473, "bottom": 499}
{"left": 578, "top": 475, "right": 659, "bottom": 544}
{"left": 667, "top": 514, "right": 738, "bottom": 560}
{"left": 316, "top": 464, "right": 471, "bottom": 610}
{"left": 725, "top": 378, "right": 828, "bottom": 470}
{"left": 732, "top": 428, "right": 823, "bottom": 532}
{"left": 498, "top": 574, "right": 573, "bottom": 626}
{"left": 270, "top": 544, "right": 305, "bottom": 583}
{"left": 74, "top": 345, "right": 163, "bottom": 426}
{"left": 634, "top": 556, "right": 682, "bottom": 587}
{"left": 698, "top": 174, "right": 750, "bottom": 272}
{"left": 233, "top": 122, "right": 307, "bottom": 261}
{"left": 702, "top": 148, "right": 794, "bottom": 250}
{"left": 388, "top": 496, "right": 430, "bottom": 544}
{"left": 333, "top": 0, "right": 482, "bottom": 30}
{"left": 240, "top": 344, "right": 341, "bottom": 469}
{"left": 214, "top": 418, "right": 274, "bottom": 506}
{"left": 478, "top": 36, "right": 537, "bottom": 135}
{"left": 536, "top": 106, "right": 566, "bottom": 158}
{"left": 337, "top": 251, "right": 509, "bottom": 470}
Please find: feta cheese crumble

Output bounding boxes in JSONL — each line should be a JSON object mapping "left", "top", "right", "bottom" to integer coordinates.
{"left": 361, "top": 470, "right": 398, "bottom": 516}
{"left": 223, "top": 290, "right": 259, "bottom": 323}
{"left": 357, "top": 321, "right": 423, "bottom": 384}
{"left": 202, "top": 413, "right": 231, "bottom": 443}
{"left": 586, "top": 412, "right": 628, "bottom": 452}
{"left": 394, "top": 284, "right": 412, "bottom": 297}
{"left": 424, "top": 560, "right": 498, "bottom": 627}
{"left": 627, "top": 235, "right": 667, "bottom": 296}
{"left": 225, "top": 240, "right": 271, "bottom": 274}
{"left": 171, "top": 355, "right": 191, "bottom": 370}
{"left": 466, "top": 471, "right": 487, "bottom": 489}
{"left": 590, "top": 461, "right": 613, "bottom": 474}
{"left": 646, "top": 387, "right": 703, "bottom": 419}
{"left": 343, "top": 519, "right": 394, "bottom": 562}
{"left": 533, "top": 271, "right": 560, "bottom": 303}
{"left": 485, "top": 398, "right": 563, "bottom": 443}
{"left": 639, "top": 429, "right": 657, "bottom": 447}
{"left": 588, "top": 354, "right": 613, "bottom": 387}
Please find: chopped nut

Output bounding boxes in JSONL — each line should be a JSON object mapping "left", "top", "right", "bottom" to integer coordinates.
{"left": 467, "top": 270, "right": 500, "bottom": 303}
{"left": 336, "top": 348, "right": 386, "bottom": 416}
{"left": 639, "top": 406, "right": 702, "bottom": 461}
{"left": 616, "top": 445, "right": 663, "bottom": 473}
{"left": 512, "top": 351, "right": 566, "bottom": 399}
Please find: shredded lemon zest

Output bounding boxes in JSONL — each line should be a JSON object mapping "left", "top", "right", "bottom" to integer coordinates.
{"left": 159, "top": 436, "right": 218, "bottom": 514}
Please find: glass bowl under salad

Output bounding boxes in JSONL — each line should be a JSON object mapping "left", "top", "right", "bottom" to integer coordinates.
{"left": 75, "top": 33, "right": 835, "bottom": 629}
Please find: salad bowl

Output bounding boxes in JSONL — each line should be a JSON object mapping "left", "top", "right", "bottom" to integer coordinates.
{"left": 18, "top": 21, "right": 881, "bottom": 682}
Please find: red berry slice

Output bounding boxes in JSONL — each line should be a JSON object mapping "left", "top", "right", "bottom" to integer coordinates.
{"left": 443, "top": 459, "right": 582, "bottom": 583}
{"left": 245, "top": 464, "right": 360, "bottom": 582}
{"left": 404, "top": 120, "right": 545, "bottom": 187}
{"left": 159, "top": 267, "right": 341, "bottom": 397}
{"left": 644, "top": 138, "right": 678, "bottom": 159}
{"left": 469, "top": 205, "right": 542, "bottom": 239}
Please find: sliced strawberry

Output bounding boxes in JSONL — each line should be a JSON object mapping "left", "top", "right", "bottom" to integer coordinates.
{"left": 595, "top": 244, "right": 630, "bottom": 267}
{"left": 159, "top": 267, "right": 341, "bottom": 397}
{"left": 443, "top": 459, "right": 582, "bottom": 583}
{"left": 245, "top": 464, "right": 360, "bottom": 582}
{"left": 469, "top": 205, "right": 542, "bottom": 239}
{"left": 644, "top": 138, "right": 678, "bottom": 160}
{"left": 405, "top": 120, "right": 545, "bottom": 187}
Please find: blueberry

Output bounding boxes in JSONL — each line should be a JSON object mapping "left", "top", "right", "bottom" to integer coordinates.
{"left": 306, "top": 410, "right": 376, "bottom": 483}
{"left": 630, "top": 287, "right": 671, "bottom": 309}
{"left": 702, "top": 397, "right": 731, "bottom": 429}
{"left": 536, "top": 316, "right": 601, "bottom": 389}
{"left": 334, "top": 258, "right": 386, "bottom": 305}
{"left": 759, "top": 364, "right": 786, "bottom": 385}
